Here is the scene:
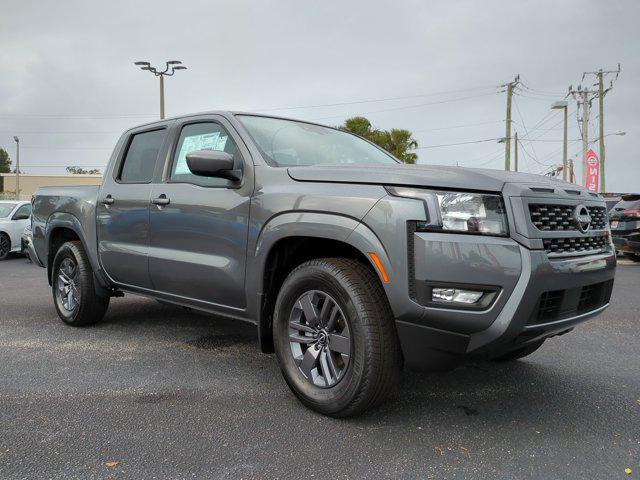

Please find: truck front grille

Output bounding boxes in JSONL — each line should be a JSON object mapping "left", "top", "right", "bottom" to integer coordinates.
{"left": 543, "top": 235, "right": 608, "bottom": 255}
{"left": 529, "top": 279, "right": 613, "bottom": 325}
{"left": 529, "top": 204, "right": 607, "bottom": 231}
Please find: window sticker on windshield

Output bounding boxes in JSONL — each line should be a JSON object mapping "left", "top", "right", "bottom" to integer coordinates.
{"left": 174, "top": 132, "right": 228, "bottom": 174}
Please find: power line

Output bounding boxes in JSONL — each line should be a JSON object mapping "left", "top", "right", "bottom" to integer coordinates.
{"left": 416, "top": 138, "right": 501, "bottom": 149}
{"left": 0, "top": 130, "right": 119, "bottom": 134}
{"left": 0, "top": 113, "right": 155, "bottom": 120}
{"left": 311, "top": 91, "right": 504, "bottom": 121}
{"left": 16, "top": 146, "right": 113, "bottom": 150}
{"left": 255, "top": 84, "right": 501, "bottom": 112}
{"left": 412, "top": 120, "right": 503, "bottom": 133}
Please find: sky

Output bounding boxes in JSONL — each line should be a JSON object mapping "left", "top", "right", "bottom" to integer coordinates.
{"left": 1, "top": 0, "right": 638, "bottom": 192}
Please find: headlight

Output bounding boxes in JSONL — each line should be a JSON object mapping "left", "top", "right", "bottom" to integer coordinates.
{"left": 385, "top": 186, "right": 508, "bottom": 236}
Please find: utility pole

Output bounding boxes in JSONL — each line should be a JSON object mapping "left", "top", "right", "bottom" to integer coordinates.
{"left": 562, "top": 104, "right": 568, "bottom": 181}
{"left": 580, "top": 89, "right": 589, "bottom": 184}
{"left": 582, "top": 64, "right": 621, "bottom": 193}
{"left": 13, "top": 136, "right": 20, "bottom": 200}
{"left": 134, "top": 60, "right": 188, "bottom": 120}
{"left": 503, "top": 75, "right": 519, "bottom": 171}
{"left": 569, "top": 85, "right": 596, "bottom": 187}
{"left": 514, "top": 131, "right": 518, "bottom": 172}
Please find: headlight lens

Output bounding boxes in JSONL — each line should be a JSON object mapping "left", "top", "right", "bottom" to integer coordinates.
{"left": 386, "top": 186, "right": 508, "bottom": 236}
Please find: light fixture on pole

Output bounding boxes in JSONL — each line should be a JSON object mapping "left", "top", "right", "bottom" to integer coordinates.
{"left": 134, "top": 60, "right": 188, "bottom": 119}
{"left": 13, "top": 136, "right": 20, "bottom": 200}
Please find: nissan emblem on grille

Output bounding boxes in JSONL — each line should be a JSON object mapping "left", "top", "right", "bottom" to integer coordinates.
{"left": 573, "top": 204, "right": 592, "bottom": 233}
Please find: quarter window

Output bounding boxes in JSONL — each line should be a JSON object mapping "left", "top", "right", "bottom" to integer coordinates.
{"left": 119, "top": 129, "right": 166, "bottom": 183}
{"left": 170, "top": 123, "right": 239, "bottom": 187}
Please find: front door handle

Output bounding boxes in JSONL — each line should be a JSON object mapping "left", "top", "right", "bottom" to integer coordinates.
{"left": 101, "top": 194, "right": 115, "bottom": 205}
{"left": 151, "top": 194, "right": 170, "bottom": 206}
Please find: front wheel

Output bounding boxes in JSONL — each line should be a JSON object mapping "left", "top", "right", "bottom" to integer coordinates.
{"left": 273, "top": 258, "right": 402, "bottom": 417}
{"left": 0, "top": 233, "right": 11, "bottom": 260}
{"left": 52, "top": 241, "right": 110, "bottom": 326}
{"left": 624, "top": 252, "right": 640, "bottom": 262}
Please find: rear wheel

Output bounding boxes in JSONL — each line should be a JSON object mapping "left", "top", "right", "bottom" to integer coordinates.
{"left": 52, "top": 241, "right": 110, "bottom": 326}
{"left": 273, "top": 258, "right": 402, "bottom": 417}
{"left": 492, "top": 340, "right": 545, "bottom": 362}
{"left": 0, "top": 233, "right": 10, "bottom": 260}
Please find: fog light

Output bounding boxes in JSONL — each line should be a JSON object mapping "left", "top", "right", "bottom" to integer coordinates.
{"left": 432, "top": 288, "right": 483, "bottom": 304}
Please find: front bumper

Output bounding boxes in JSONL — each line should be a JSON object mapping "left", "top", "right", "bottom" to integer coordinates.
{"left": 394, "top": 233, "right": 616, "bottom": 369}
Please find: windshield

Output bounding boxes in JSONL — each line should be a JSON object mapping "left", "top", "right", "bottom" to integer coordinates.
{"left": 0, "top": 203, "right": 17, "bottom": 218}
{"left": 237, "top": 115, "right": 399, "bottom": 167}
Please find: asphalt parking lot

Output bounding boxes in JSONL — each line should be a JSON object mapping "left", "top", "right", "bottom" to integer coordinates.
{"left": 0, "top": 255, "right": 638, "bottom": 479}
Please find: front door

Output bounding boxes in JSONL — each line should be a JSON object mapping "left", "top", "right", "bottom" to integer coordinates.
{"left": 148, "top": 117, "right": 253, "bottom": 309}
{"left": 96, "top": 126, "right": 168, "bottom": 289}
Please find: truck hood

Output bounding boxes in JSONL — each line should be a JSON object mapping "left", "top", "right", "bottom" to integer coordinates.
{"left": 288, "top": 163, "right": 577, "bottom": 193}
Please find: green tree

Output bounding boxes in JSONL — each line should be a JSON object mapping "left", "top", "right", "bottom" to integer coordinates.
{"left": 0, "top": 148, "right": 11, "bottom": 191}
{"left": 66, "top": 166, "right": 101, "bottom": 175}
{"left": 338, "top": 117, "right": 419, "bottom": 164}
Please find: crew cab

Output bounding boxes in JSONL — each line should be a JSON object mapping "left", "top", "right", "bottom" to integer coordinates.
{"left": 28, "top": 112, "right": 616, "bottom": 416}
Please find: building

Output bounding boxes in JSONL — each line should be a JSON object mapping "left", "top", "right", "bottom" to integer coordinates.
{"left": 0, "top": 173, "right": 102, "bottom": 200}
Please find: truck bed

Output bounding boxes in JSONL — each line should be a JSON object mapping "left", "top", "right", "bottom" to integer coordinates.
{"left": 31, "top": 184, "right": 101, "bottom": 272}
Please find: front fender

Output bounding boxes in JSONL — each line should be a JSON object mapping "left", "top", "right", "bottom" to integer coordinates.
{"left": 247, "top": 211, "right": 397, "bottom": 349}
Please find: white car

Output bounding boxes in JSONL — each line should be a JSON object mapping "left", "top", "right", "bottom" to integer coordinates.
{"left": 0, "top": 201, "right": 32, "bottom": 260}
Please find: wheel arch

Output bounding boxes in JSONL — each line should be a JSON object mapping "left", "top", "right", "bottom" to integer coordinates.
{"left": 45, "top": 213, "right": 107, "bottom": 291}
{"left": 250, "top": 211, "right": 393, "bottom": 353}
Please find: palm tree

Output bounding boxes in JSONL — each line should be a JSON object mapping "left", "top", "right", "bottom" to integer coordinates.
{"left": 338, "top": 117, "right": 419, "bottom": 164}
{"left": 381, "top": 129, "right": 419, "bottom": 164}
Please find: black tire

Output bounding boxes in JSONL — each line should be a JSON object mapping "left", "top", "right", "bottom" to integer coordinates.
{"left": 273, "top": 257, "right": 402, "bottom": 417}
{"left": 52, "top": 241, "right": 110, "bottom": 326}
{"left": 624, "top": 252, "right": 640, "bottom": 262}
{"left": 0, "top": 232, "right": 10, "bottom": 260}
{"left": 492, "top": 340, "right": 545, "bottom": 362}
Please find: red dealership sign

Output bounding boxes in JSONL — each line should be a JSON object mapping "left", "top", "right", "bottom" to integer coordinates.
{"left": 584, "top": 149, "right": 599, "bottom": 192}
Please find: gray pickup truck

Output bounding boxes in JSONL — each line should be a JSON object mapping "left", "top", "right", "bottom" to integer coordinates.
{"left": 29, "top": 111, "right": 616, "bottom": 417}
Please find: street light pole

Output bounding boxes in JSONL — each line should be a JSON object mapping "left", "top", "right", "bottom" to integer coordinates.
{"left": 134, "top": 60, "right": 187, "bottom": 120}
{"left": 551, "top": 101, "right": 569, "bottom": 181}
{"left": 13, "top": 136, "right": 20, "bottom": 200}
{"left": 159, "top": 74, "right": 165, "bottom": 119}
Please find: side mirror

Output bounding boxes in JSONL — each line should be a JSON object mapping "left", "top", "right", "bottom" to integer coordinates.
{"left": 186, "top": 150, "right": 242, "bottom": 182}
{"left": 12, "top": 214, "right": 30, "bottom": 221}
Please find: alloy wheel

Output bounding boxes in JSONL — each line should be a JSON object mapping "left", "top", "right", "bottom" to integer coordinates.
{"left": 56, "top": 257, "right": 80, "bottom": 313}
{"left": 288, "top": 290, "right": 351, "bottom": 388}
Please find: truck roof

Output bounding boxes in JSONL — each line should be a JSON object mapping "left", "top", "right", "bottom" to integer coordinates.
{"left": 122, "top": 111, "right": 327, "bottom": 134}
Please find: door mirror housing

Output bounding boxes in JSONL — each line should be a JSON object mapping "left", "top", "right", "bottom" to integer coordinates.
{"left": 186, "top": 150, "right": 242, "bottom": 182}
{"left": 12, "top": 213, "right": 30, "bottom": 221}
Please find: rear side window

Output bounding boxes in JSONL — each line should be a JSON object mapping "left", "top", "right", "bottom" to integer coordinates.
{"left": 612, "top": 199, "right": 640, "bottom": 211}
{"left": 170, "top": 122, "right": 239, "bottom": 187}
{"left": 119, "top": 129, "right": 166, "bottom": 183}
{"left": 13, "top": 204, "right": 31, "bottom": 219}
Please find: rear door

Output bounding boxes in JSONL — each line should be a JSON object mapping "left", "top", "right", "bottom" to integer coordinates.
{"left": 96, "top": 125, "right": 170, "bottom": 289}
{"left": 147, "top": 115, "right": 253, "bottom": 309}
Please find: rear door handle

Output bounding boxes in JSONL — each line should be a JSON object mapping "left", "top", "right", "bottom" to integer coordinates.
{"left": 151, "top": 194, "right": 170, "bottom": 206}
{"left": 101, "top": 194, "right": 114, "bottom": 205}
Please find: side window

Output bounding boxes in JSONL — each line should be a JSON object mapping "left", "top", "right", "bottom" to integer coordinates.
{"left": 13, "top": 204, "right": 31, "bottom": 219}
{"left": 170, "top": 122, "right": 239, "bottom": 187}
{"left": 118, "top": 129, "right": 166, "bottom": 183}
